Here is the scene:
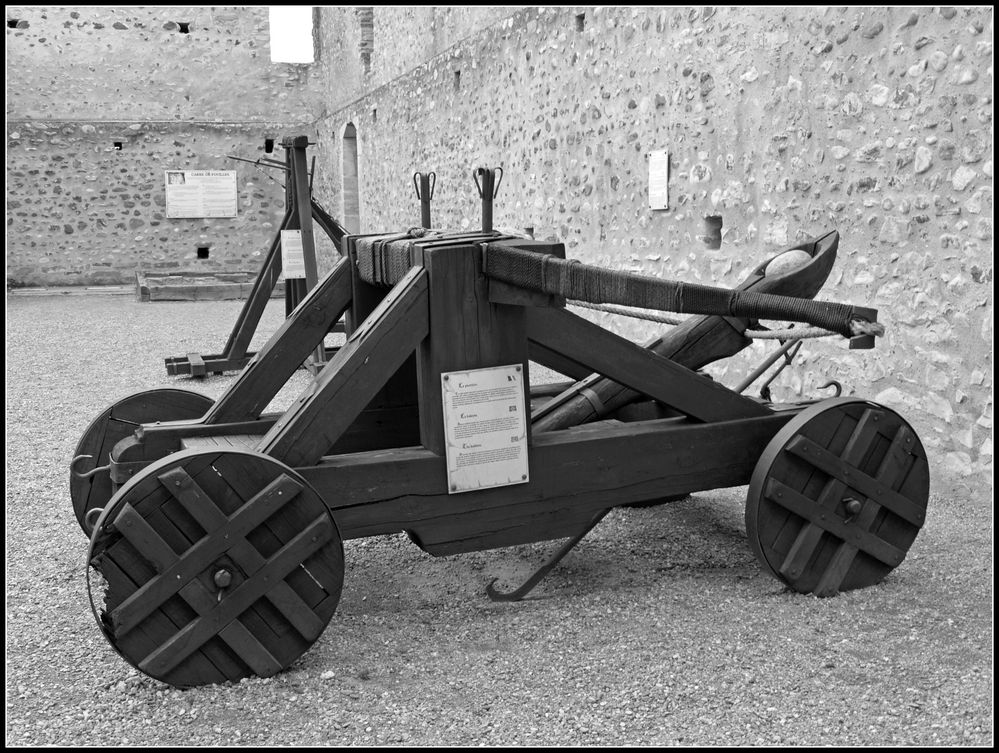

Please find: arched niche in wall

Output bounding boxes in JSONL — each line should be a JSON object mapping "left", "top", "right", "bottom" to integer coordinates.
{"left": 342, "top": 123, "right": 360, "bottom": 234}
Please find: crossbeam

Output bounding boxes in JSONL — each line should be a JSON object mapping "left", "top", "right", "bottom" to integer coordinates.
{"left": 204, "top": 256, "right": 354, "bottom": 423}
{"left": 526, "top": 306, "right": 771, "bottom": 422}
{"left": 298, "top": 410, "right": 795, "bottom": 554}
{"left": 256, "top": 266, "right": 431, "bottom": 468}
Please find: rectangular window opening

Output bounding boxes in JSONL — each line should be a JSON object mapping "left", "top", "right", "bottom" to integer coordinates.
{"left": 576, "top": 13, "right": 585, "bottom": 32}
{"left": 454, "top": 70, "right": 461, "bottom": 91}
{"left": 357, "top": 7, "right": 374, "bottom": 73}
{"left": 269, "top": 6, "right": 315, "bottom": 63}
{"left": 196, "top": 245, "right": 211, "bottom": 260}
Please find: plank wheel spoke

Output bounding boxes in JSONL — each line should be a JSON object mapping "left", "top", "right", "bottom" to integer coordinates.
{"left": 746, "top": 398, "right": 929, "bottom": 596}
{"left": 87, "top": 449, "right": 344, "bottom": 688}
{"left": 70, "top": 388, "right": 214, "bottom": 536}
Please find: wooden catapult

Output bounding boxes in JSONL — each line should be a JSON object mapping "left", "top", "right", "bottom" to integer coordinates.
{"left": 71, "top": 168, "right": 929, "bottom": 688}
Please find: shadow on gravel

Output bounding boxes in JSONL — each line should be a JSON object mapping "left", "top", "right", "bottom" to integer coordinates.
{"left": 332, "top": 491, "right": 764, "bottom": 610}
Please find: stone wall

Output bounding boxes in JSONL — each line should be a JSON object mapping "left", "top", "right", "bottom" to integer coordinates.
{"left": 5, "top": 6, "right": 320, "bottom": 121}
{"left": 6, "top": 122, "right": 303, "bottom": 285}
{"left": 5, "top": 5, "right": 328, "bottom": 285}
{"left": 312, "top": 5, "right": 993, "bottom": 487}
{"left": 4, "top": 6, "right": 992, "bottom": 487}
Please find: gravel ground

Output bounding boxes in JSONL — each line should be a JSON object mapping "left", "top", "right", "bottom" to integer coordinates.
{"left": 5, "top": 292, "right": 993, "bottom": 746}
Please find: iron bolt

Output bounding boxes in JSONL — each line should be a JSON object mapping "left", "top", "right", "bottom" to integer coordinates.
{"left": 844, "top": 498, "right": 863, "bottom": 516}
{"left": 213, "top": 569, "right": 233, "bottom": 588}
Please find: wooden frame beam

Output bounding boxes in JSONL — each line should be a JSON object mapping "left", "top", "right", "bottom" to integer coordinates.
{"left": 299, "top": 411, "right": 794, "bottom": 554}
{"left": 525, "top": 307, "right": 771, "bottom": 422}
{"left": 257, "top": 266, "right": 431, "bottom": 468}
{"left": 204, "top": 257, "right": 354, "bottom": 423}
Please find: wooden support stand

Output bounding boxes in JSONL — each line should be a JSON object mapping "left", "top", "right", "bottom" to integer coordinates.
{"left": 164, "top": 136, "right": 346, "bottom": 377}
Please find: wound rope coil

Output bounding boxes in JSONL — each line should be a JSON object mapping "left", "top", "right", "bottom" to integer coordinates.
{"left": 483, "top": 244, "right": 882, "bottom": 340}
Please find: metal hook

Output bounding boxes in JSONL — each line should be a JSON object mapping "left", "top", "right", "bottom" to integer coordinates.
{"left": 756, "top": 340, "right": 803, "bottom": 401}
{"left": 817, "top": 379, "right": 843, "bottom": 397}
{"left": 84, "top": 507, "right": 105, "bottom": 535}
{"left": 413, "top": 171, "right": 437, "bottom": 200}
{"left": 71, "top": 454, "right": 111, "bottom": 479}
{"left": 473, "top": 167, "right": 503, "bottom": 198}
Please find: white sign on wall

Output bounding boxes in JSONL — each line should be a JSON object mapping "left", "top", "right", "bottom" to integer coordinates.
{"left": 648, "top": 149, "right": 669, "bottom": 211}
{"left": 441, "top": 364, "right": 530, "bottom": 494}
{"left": 280, "top": 230, "right": 306, "bottom": 280}
{"left": 165, "top": 170, "right": 238, "bottom": 218}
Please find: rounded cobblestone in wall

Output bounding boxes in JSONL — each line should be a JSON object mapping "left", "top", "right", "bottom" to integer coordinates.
{"left": 4, "top": 122, "right": 316, "bottom": 286}
{"left": 311, "top": 5, "right": 992, "bottom": 484}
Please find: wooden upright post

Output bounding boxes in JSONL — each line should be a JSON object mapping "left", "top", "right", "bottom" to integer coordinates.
{"left": 289, "top": 136, "right": 320, "bottom": 291}
{"left": 415, "top": 243, "right": 530, "bottom": 455}
{"left": 282, "top": 136, "right": 326, "bottom": 370}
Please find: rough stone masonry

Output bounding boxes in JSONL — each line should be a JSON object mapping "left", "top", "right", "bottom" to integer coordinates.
{"left": 5, "top": 6, "right": 993, "bottom": 486}
{"left": 6, "top": 6, "right": 326, "bottom": 286}
{"left": 309, "top": 6, "right": 992, "bottom": 488}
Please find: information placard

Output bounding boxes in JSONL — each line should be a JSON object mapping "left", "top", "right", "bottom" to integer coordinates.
{"left": 648, "top": 149, "right": 669, "bottom": 211}
{"left": 441, "top": 364, "right": 529, "bottom": 494}
{"left": 165, "top": 170, "right": 238, "bottom": 218}
{"left": 280, "top": 230, "right": 306, "bottom": 280}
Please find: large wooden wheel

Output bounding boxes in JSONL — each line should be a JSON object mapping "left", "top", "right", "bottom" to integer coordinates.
{"left": 87, "top": 449, "right": 344, "bottom": 688}
{"left": 71, "top": 389, "right": 214, "bottom": 535}
{"left": 746, "top": 398, "right": 929, "bottom": 597}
